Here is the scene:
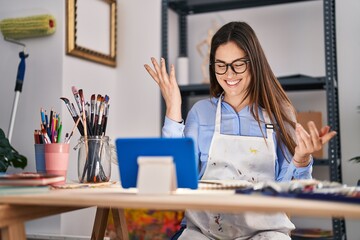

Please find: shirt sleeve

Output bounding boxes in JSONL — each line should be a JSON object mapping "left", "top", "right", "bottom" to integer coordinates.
{"left": 162, "top": 109, "right": 203, "bottom": 177}
{"left": 275, "top": 143, "right": 313, "bottom": 182}
{"left": 162, "top": 116, "right": 185, "bottom": 138}
{"left": 275, "top": 106, "right": 313, "bottom": 181}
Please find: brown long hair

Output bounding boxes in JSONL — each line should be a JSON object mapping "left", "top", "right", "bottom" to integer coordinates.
{"left": 209, "top": 21, "right": 297, "bottom": 159}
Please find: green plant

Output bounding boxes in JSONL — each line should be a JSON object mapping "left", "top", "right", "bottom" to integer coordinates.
{"left": 349, "top": 156, "right": 360, "bottom": 164}
{"left": 0, "top": 128, "right": 27, "bottom": 172}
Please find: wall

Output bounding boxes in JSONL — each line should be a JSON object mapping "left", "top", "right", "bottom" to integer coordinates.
{"left": 0, "top": 0, "right": 161, "bottom": 237}
{"left": 0, "top": 0, "right": 65, "bottom": 235}
{"left": 0, "top": 0, "right": 359, "bottom": 238}
{"left": 337, "top": 0, "right": 360, "bottom": 238}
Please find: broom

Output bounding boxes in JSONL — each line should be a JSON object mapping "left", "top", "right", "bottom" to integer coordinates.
{"left": 0, "top": 14, "right": 56, "bottom": 143}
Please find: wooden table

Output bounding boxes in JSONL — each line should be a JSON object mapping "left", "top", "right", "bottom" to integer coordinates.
{"left": 0, "top": 186, "right": 359, "bottom": 240}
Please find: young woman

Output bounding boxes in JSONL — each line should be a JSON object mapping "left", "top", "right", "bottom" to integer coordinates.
{"left": 144, "top": 21, "right": 336, "bottom": 240}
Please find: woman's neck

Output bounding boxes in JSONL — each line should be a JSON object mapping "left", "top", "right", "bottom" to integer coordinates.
{"left": 223, "top": 94, "right": 249, "bottom": 112}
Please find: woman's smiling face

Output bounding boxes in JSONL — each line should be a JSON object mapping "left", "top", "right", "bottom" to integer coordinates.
{"left": 214, "top": 41, "right": 251, "bottom": 102}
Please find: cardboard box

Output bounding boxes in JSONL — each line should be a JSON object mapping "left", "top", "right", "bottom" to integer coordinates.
{"left": 296, "top": 111, "right": 323, "bottom": 159}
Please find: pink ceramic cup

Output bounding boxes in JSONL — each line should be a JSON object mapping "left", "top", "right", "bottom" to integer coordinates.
{"left": 44, "top": 143, "right": 70, "bottom": 185}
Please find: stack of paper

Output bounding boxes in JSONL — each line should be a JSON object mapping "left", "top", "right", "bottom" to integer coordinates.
{"left": 0, "top": 172, "right": 65, "bottom": 195}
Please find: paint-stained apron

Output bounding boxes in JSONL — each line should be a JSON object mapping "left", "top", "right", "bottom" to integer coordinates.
{"left": 180, "top": 96, "right": 295, "bottom": 240}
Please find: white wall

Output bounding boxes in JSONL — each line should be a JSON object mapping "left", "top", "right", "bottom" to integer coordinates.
{"left": 0, "top": 0, "right": 65, "bottom": 235}
{"left": 0, "top": 0, "right": 359, "bottom": 238}
{"left": 0, "top": 0, "right": 161, "bottom": 237}
{"left": 337, "top": 0, "right": 360, "bottom": 238}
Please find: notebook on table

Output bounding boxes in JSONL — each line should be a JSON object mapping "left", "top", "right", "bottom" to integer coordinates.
{"left": 115, "top": 137, "right": 198, "bottom": 190}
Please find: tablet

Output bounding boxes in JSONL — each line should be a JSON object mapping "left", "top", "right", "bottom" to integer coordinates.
{"left": 115, "top": 137, "right": 198, "bottom": 189}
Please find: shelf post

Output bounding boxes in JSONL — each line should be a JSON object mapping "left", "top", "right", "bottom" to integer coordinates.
{"left": 323, "top": 0, "right": 346, "bottom": 239}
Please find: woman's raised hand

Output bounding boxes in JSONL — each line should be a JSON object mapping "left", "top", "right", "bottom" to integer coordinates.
{"left": 144, "top": 57, "right": 182, "bottom": 122}
{"left": 293, "top": 121, "right": 337, "bottom": 167}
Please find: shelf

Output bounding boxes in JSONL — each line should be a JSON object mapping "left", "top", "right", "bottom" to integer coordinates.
{"left": 179, "top": 74, "right": 325, "bottom": 96}
{"left": 168, "top": 0, "right": 319, "bottom": 15}
{"left": 313, "top": 159, "right": 330, "bottom": 166}
{"left": 163, "top": 0, "right": 344, "bottom": 238}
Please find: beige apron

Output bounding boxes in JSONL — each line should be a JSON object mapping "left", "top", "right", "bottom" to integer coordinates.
{"left": 180, "top": 96, "right": 295, "bottom": 240}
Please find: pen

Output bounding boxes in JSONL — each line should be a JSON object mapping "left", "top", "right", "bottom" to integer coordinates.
{"left": 40, "top": 108, "right": 46, "bottom": 129}
{"left": 45, "top": 110, "right": 48, "bottom": 131}
{"left": 34, "top": 130, "right": 39, "bottom": 144}
{"left": 49, "top": 108, "right": 54, "bottom": 140}
{"left": 57, "top": 122, "right": 62, "bottom": 143}
{"left": 41, "top": 128, "right": 51, "bottom": 144}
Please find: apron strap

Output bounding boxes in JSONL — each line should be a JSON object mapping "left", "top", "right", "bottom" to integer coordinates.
{"left": 214, "top": 93, "right": 223, "bottom": 133}
{"left": 262, "top": 110, "right": 274, "bottom": 140}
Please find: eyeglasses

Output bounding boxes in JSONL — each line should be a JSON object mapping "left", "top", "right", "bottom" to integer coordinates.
{"left": 212, "top": 59, "right": 250, "bottom": 75}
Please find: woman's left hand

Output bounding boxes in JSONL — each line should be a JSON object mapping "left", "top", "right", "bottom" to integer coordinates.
{"left": 293, "top": 121, "right": 337, "bottom": 167}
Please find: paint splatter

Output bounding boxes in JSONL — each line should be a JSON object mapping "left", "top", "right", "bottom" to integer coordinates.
{"left": 249, "top": 147, "right": 259, "bottom": 154}
{"left": 213, "top": 214, "right": 223, "bottom": 232}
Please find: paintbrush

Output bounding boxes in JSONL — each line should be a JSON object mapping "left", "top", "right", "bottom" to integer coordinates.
{"left": 78, "top": 89, "right": 90, "bottom": 181}
{"left": 78, "top": 89, "right": 88, "bottom": 138}
{"left": 85, "top": 101, "right": 93, "bottom": 135}
{"left": 90, "top": 94, "right": 95, "bottom": 130}
{"left": 60, "top": 97, "right": 85, "bottom": 135}
{"left": 65, "top": 117, "right": 81, "bottom": 143}
{"left": 72, "top": 86, "right": 83, "bottom": 114}
{"left": 100, "top": 95, "right": 110, "bottom": 135}
{"left": 93, "top": 94, "right": 102, "bottom": 135}
{"left": 96, "top": 101, "right": 105, "bottom": 136}
{"left": 102, "top": 104, "right": 110, "bottom": 136}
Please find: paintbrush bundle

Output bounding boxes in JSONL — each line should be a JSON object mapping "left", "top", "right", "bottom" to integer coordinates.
{"left": 34, "top": 108, "right": 62, "bottom": 144}
{"left": 61, "top": 87, "right": 111, "bottom": 183}
{"left": 60, "top": 86, "right": 110, "bottom": 139}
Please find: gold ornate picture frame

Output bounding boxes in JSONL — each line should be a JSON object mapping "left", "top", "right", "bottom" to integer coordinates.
{"left": 66, "top": 0, "right": 117, "bottom": 67}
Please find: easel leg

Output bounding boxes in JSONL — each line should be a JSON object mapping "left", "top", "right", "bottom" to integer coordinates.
{"left": 91, "top": 207, "right": 110, "bottom": 240}
{"left": 92, "top": 207, "right": 129, "bottom": 240}
{"left": 1, "top": 222, "right": 26, "bottom": 240}
{"left": 111, "top": 208, "right": 129, "bottom": 240}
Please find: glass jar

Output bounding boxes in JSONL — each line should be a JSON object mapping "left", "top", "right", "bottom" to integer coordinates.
{"left": 76, "top": 136, "right": 111, "bottom": 183}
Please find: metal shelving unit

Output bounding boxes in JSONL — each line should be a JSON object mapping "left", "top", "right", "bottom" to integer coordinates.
{"left": 161, "top": 0, "right": 344, "bottom": 238}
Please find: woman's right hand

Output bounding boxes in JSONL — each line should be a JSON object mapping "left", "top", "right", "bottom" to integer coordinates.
{"left": 144, "top": 57, "right": 183, "bottom": 122}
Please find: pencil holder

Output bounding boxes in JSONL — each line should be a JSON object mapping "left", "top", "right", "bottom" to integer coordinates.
{"left": 76, "top": 136, "right": 111, "bottom": 183}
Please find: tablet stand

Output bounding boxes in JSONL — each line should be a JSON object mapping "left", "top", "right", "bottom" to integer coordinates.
{"left": 136, "top": 156, "right": 177, "bottom": 194}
